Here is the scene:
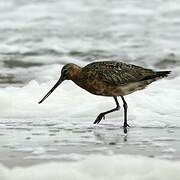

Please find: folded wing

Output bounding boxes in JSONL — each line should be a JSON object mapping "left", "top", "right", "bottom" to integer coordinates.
{"left": 80, "top": 61, "right": 155, "bottom": 85}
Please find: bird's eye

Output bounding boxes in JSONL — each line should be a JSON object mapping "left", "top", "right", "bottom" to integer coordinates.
{"left": 63, "top": 69, "right": 68, "bottom": 74}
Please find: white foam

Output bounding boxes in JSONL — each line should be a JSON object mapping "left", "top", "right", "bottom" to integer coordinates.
{"left": 0, "top": 154, "right": 180, "bottom": 180}
{"left": 161, "top": 148, "right": 176, "bottom": 153}
{"left": 0, "top": 66, "right": 179, "bottom": 128}
{"left": 32, "top": 147, "right": 46, "bottom": 155}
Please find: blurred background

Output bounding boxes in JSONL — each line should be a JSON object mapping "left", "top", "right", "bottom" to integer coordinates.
{"left": 0, "top": 0, "right": 180, "bottom": 171}
{"left": 0, "top": 0, "right": 180, "bottom": 87}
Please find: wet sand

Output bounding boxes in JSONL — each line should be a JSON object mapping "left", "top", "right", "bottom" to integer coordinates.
{"left": 0, "top": 121, "right": 180, "bottom": 168}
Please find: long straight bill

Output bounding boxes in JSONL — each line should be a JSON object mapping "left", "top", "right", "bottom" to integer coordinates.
{"left": 38, "top": 79, "right": 62, "bottom": 104}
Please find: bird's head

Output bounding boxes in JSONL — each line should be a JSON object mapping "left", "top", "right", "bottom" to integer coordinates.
{"left": 60, "top": 63, "right": 74, "bottom": 81}
{"left": 38, "top": 63, "right": 80, "bottom": 104}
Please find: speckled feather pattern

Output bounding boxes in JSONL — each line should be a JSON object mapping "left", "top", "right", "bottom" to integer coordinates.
{"left": 80, "top": 61, "right": 154, "bottom": 85}
{"left": 39, "top": 61, "right": 171, "bottom": 128}
{"left": 62, "top": 61, "right": 170, "bottom": 96}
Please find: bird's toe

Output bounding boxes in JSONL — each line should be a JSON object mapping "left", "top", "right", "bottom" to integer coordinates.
{"left": 93, "top": 113, "right": 105, "bottom": 124}
{"left": 123, "top": 123, "right": 130, "bottom": 134}
{"left": 123, "top": 124, "right": 130, "bottom": 134}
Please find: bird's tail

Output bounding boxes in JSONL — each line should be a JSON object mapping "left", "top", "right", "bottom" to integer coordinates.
{"left": 142, "top": 70, "right": 171, "bottom": 81}
{"left": 154, "top": 70, "right": 171, "bottom": 78}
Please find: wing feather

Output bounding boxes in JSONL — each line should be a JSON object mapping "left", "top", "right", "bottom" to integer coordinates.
{"left": 80, "top": 61, "right": 155, "bottom": 85}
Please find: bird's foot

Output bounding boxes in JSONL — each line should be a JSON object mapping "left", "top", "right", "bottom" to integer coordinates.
{"left": 123, "top": 123, "right": 130, "bottom": 134}
{"left": 94, "top": 113, "right": 105, "bottom": 124}
{"left": 124, "top": 123, "right": 130, "bottom": 128}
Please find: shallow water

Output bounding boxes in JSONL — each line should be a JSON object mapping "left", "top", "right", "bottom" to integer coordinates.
{"left": 1, "top": 124, "right": 180, "bottom": 167}
{"left": 0, "top": 0, "right": 180, "bottom": 179}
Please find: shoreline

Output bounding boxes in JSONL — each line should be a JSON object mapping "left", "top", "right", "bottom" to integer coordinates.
{"left": 0, "top": 127, "right": 180, "bottom": 168}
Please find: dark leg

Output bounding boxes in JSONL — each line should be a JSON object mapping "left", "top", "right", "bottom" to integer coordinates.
{"left": 94, "top": 96, "right": 120, "bottom": 124}
{"left": 120, "top": 96, "right": 130, "bottom": 128}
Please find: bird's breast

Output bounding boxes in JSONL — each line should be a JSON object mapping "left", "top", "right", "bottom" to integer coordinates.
{"left": 75, "top": 77, "right": 123, "bottom": 96}
{"left": 74, "top": 77, "right": 149, "bottom": 96}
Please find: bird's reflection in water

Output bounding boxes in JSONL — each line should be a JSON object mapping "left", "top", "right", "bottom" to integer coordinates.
{"left": 93, "top": 124, "right": 129, "bottom": 145}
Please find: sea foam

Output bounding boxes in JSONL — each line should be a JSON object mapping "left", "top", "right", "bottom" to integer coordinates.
{"left": 0, "top": 154, "right": 180, "bottom": 180}
{"left": 0, "top": 65, "right": 179, "bottom": 128}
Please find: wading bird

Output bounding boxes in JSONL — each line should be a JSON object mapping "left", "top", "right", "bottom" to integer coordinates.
{"left": 39, "top": 61, "right": 171, "bottom": 132}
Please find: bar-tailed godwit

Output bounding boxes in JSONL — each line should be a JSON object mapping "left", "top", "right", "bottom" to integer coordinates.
{"left": 39, "top": 61, "right": 171, "bottom": 131}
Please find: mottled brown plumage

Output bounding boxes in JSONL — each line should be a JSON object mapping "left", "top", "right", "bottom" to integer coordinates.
{"left": 39, "top": 61, "right": 171, "bottom": 132}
